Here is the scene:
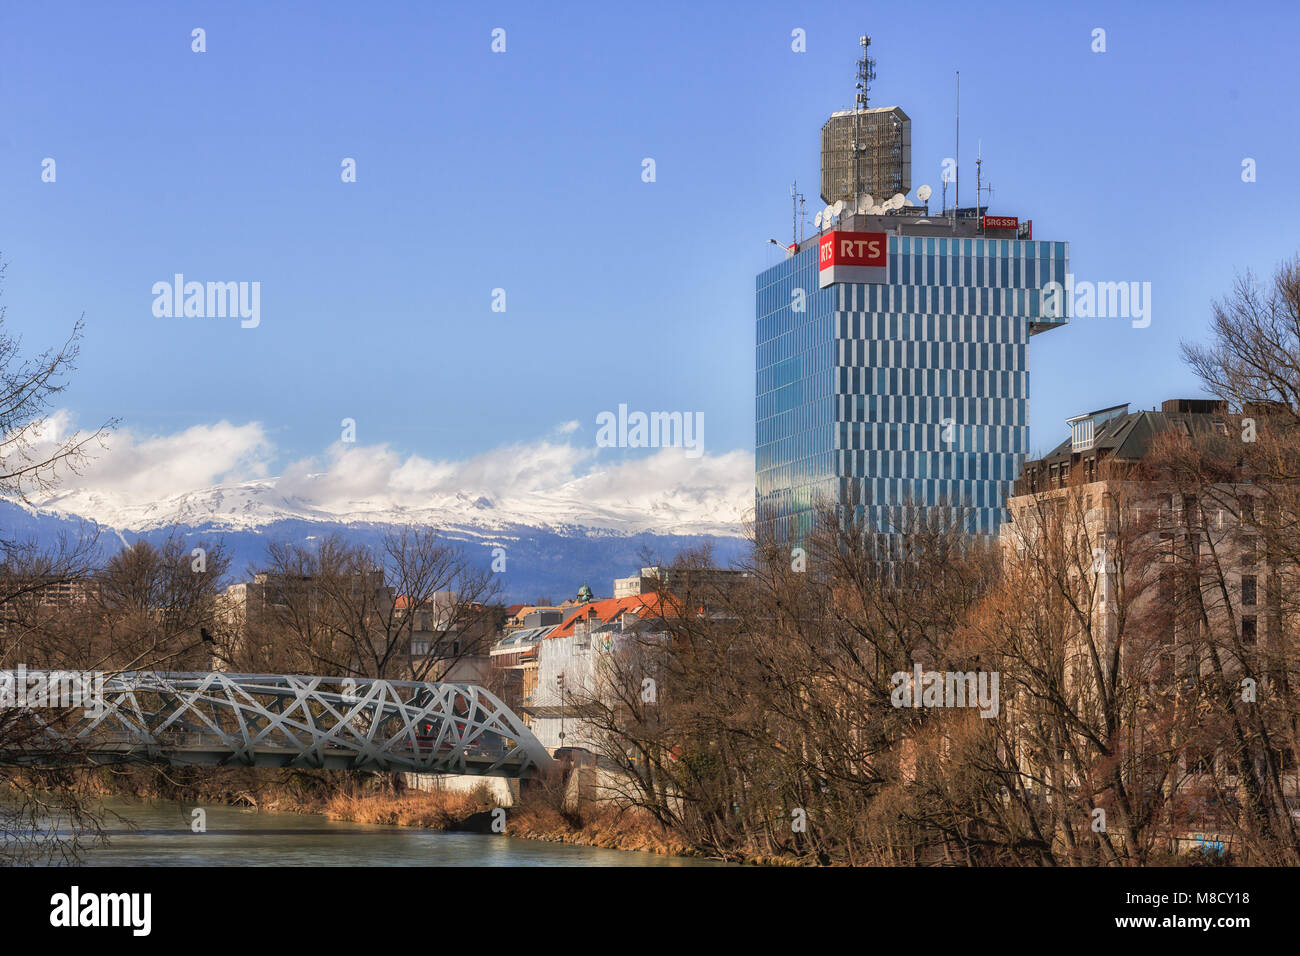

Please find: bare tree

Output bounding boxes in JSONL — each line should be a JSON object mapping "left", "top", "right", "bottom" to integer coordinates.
{"left": 0, "top": 259, "right": 117, "bottom": 863}
{"left": 228, "top": 528, "right": 499, "bottom": 681}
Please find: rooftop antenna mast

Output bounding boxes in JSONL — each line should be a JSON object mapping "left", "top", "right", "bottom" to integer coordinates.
{"left": 790, "top": 180, "right": 799, "bottom": 245}
{"left": 954, "top": 70, "right": 960, "bottom": 226}
{"left": 857, "top": 35, "right": 876, "bottom": 109}
{"left": 976, "top": 140, "right": 993, "bottom": 228}
{"left": 853, "top": 35, "right": 876, "bottom": 202}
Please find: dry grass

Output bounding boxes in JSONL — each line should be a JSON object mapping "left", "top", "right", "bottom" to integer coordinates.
{"left": 326, "top": 774, "right": 698, "bottom": 857}
{"left": 508, "top": 801, "right": 694, "bottom": 856}
{"left": 325, "top": 784, "right": 497, "bottom": 830}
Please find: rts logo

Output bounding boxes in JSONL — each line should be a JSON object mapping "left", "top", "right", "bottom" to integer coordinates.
{"left": 820, "top": 233, "right": 885, "bottom": 265}
{"left": 818, "top": 230, "right": 888, "bottom": 288}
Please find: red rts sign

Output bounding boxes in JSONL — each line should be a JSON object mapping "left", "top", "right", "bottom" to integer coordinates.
{"left": 819, "top": 231, "right": 887, "bottom": 270}
{"left": 983, "top": 215, "right": 1018, "bottom": 231}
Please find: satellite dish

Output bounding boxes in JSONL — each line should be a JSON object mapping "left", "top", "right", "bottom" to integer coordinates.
{"left": 917, "top": 184, "right": 933, "bottom": 203}
{"left": 832, "top": 200, "right": 845, "bottom": 218}
{"left": 887, "top": 192, "right": 906, "bottom": 210}
{"left": 855, "top": 193, "right": 875, "bottom": 214}
{"left": 814, "top": 211, "right": 824, "bottom": 229}
{"left": 823, "top": 205, "right": 835, "bottom": 226}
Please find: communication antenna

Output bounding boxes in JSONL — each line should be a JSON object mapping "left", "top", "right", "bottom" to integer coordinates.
{"left": 790, "top": 180, "right": 799, "bottom": 246}
{"left": 975, "top": 142, "right": 994, "bottom": 222}
{"left": 798, "top": 189, "right": 807, "bottom": 242}
{"left": 856, "top": 35, "right": 876, "bottom": 109}
{"left": 954, "top": 71, "right": 960, "bottom": 225}
{"left": 852, "top": 35, "right": 876, "bottom": 204}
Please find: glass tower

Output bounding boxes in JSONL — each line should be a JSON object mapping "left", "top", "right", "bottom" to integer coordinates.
{"left": 756, "top": 231, "right": 1068, "bottom": 542}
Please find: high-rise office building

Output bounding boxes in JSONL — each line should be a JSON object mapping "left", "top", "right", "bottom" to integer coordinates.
{"left": 755, "top": 40, "right": 1068, "bottom": 543}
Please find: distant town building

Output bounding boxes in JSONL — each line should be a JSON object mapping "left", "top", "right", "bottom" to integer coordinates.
{"left": 527, "top": 594, "right": 675, "bottom": 752}
{"left": 0, "top": 576, "right": 98, "bottom": 636}
{"left": 218, "top": 571, "right": 493, "bottom": 681}
{"left": 489, "top": 620, "right": 557, "bottom": 721}
{"left": 503, "top": 604, "right": 570, "bottom": 632}
{"left": 613, "top": 565, "right": 750, "bottom": 607}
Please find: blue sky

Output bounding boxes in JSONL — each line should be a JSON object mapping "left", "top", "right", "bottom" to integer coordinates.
{"left": 1, "top": 0, "right": 1297, "bottom": 517}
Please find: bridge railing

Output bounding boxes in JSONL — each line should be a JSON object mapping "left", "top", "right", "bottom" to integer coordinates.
{"left": 1, "top": 672, "right": 552, "bottom": 777}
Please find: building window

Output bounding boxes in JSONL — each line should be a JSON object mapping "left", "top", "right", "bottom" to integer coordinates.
{"left": 1241, "top": 575, "right": 1257, "bottom": 606}
{"left": 1070, "top": 417, "right": 1095, "bottom": 452}
{"left": 1242, "top": 617, "right": 1257, "bottom": 646}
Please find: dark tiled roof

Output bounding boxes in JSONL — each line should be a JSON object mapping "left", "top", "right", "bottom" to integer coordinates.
{"left": 1035, "top": 408, "right": 1222, "bottom": 467}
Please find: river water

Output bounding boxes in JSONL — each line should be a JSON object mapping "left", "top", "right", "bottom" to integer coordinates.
{"left": 47, "top": 798, "right": 717, "bottom": 867}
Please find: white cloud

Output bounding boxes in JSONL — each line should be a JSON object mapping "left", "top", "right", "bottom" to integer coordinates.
{"left": 21, "top": 413, "right": 752, "bottom": 535}
{"left": 17, "top": 413, "right": 273, "bottom": 500}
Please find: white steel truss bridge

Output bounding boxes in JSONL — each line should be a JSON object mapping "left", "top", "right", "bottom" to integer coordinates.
{"left": 4, "top": 672, "right": 552, "bottom": 777}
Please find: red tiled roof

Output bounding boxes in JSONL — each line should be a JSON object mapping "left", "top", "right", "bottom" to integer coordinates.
{"left": 546, "top": 593, "right": 679, "bottom": 639}
{"left": 504, "top": 604, "right": 527, "bottom": 617}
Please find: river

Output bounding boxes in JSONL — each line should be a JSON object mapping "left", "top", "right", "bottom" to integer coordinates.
{"left": 36, "top": 798, "right": 719, "bottom": 866}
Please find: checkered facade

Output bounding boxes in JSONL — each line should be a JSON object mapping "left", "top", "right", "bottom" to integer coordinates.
{"left": 756, "top": 233, "right": 1069, "bottom": 541}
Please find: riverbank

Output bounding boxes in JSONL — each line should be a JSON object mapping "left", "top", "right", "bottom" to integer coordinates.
{"left": 60, "top": 765, "right": 711, "bottom": 861}
{"left": 323, "top": 789, "right": 696, "bottom": 856}
{"left": 7, "top": 795, "right": 720, "bottom": 867}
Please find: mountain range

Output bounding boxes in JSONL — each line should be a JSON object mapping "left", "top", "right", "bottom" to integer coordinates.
{"left": 1, "top": 478, "right": 751, "bottom": 604}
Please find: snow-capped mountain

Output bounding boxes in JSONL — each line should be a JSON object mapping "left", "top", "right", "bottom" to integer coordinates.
{"left": 30, "top": 471, "right": 749, "bottom": 538}
{"left": 3, "top": 474, "right": 751, "bottom": 603}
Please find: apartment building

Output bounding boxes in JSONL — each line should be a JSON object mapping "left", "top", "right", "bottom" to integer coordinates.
{"left": 1003, "top": 397, "right": 1297, "bottom": 802}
